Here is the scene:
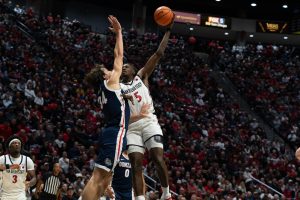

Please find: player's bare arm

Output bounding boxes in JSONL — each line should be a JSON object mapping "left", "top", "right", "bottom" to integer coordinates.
{"left": 107, "top": 15, "right": 123, "bottom": 89}
{"left": 129, "top": 103, "right": 151, "bottom": 123}
{"left": 137, "top": 19, "right": 174, "bottom": 82}
{"left": 25, "top": 169, "right": 37, "bottom": 190}
{"left": 122, "top": 94, "right": 134, "bottom": 104}
{"left": 104, "top": 185, "right": 115, "bottom": 199}
{"left": 0, "top": 164, "right": 6, "bottom": 171}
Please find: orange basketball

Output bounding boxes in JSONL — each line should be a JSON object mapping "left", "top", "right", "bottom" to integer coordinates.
{"left": 154, "top": 6, "right": 174, "bottom": 27}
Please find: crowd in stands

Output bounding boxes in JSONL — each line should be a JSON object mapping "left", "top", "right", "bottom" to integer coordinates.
{"left": 216, "top": 43, "right": 300, "bottom": 149}
{"left": 0, "top": 1, "right": 299, "bottom": 199}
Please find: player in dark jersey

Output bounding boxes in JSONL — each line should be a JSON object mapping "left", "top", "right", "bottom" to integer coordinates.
{"left": 81, "top": 15, "right": 130, "bottom": 200}
{"left": 105, "top": 150, "right": 133, "bottom": 200}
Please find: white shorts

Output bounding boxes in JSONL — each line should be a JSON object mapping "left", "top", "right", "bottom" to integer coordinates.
{"left": 0, "top": 194, "right": 26, "bottom": 200}
{"left": 127, "top": 117, "right": 163, "bottom": 154}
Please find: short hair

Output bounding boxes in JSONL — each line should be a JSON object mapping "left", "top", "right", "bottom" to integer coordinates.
{"left": 124, "top": 63, "right": 138, "bottom": 75}
{"left": 84, "top": 64, "right": 105, "bottom": 87}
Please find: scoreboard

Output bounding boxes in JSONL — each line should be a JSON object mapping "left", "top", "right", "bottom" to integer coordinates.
{"left": 173, "top": 11, "right": 201, "bottom": 25}
{"left": 256, "top": 21, "right": 288, "bottom": 33}
{"left": 201, "top": 15, "right": 231, "bottom": 29}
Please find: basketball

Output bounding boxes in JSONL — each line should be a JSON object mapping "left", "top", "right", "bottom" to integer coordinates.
{"left": 154, "top": 6, "right": 174, "bottom": 27}
{"left": 295, "top": 147, "right": 300, "bottom": 160}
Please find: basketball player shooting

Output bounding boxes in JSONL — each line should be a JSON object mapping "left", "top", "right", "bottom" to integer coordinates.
{"left": 121, "top": 17, "right": 174, "bottom": 200}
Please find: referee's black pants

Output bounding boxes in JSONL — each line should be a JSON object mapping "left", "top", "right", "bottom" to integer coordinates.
{"left": 40, "top": 192, "right": 57, "bottom": 200}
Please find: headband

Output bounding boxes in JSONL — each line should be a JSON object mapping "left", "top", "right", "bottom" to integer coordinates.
{"left": 9, "top": 138, "right": 21, "bottom": 147}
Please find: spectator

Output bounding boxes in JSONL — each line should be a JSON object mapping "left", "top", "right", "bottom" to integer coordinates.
{"left": 59, "top": 151, "right": 70, "bottom": 174}
{"left": 0, "top": 2, "right": 298, "bottom": 198}
{"left": 62, "top": 186, "right": 77, "bottom": 200}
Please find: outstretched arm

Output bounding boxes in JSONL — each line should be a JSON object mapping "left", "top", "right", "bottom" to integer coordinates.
{"left": 107, "top": 15, "right": 123, "bottom": 88}
{"left": 137, "top": 21, "right": 173, "bottom": 81}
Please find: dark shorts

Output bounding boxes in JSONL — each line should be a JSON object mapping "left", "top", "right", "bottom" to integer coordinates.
{"left": 95, "top": 126, "right": 127, "bottom": 171}
{"left": 106, "top": 189, "right": 133, "bottom": 200}
{"left": 115, "top": 189, "right": 133, "bottom": 200}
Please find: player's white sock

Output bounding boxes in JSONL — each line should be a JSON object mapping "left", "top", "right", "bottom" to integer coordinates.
{"left": 136, "top": 195, "right": 145, "bottom": 200}
{"left": 161, "top": 186, "right": 171, "bottom": 199}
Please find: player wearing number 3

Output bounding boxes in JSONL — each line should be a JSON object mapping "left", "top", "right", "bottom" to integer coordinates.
{"left": 0, "top": 135, "right": 36, "bottom": 200}
{"left": 121, "top": 21, "right": 174, "bottom": 200}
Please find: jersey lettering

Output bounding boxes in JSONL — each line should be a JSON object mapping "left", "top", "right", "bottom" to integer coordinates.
{"left": 122, "top": 82, "right": 142, "bottom": 94}
{"left": 124, "top": 169, "right": 130, "bottom": 178}
{"left": 112, "top": 155, "right": 132, "bottom": 191}
{"left": 97, "top": 91, "right": 108, "bottom": 109}
{"left": 12, "top": 175, "right": 17, "bottom": 183}
{"left": 121, "top": 76, "right": 155, "bottom": 118}
{"left": 134, "top": 91, "right": 142, "bottom": 102}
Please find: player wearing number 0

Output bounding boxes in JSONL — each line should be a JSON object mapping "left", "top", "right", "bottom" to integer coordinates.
{"left": 81, "top": 15, "right": 130, "bottom": 200}
{"left": 0, "top": 135, "right": 37, "bottom": 200}
{"left": 121, "top": 21, "right": 174, "bottom": 200}
{"left": 105, "top": 150, "right": 133, "bottom": 200}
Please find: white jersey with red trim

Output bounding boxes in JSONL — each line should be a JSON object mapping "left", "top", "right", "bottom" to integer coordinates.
{"left": 0, "top": 154, "right": 34, "bottom": 200}
{"left": 121, "top": 76, "right": 156, "bottom": 120}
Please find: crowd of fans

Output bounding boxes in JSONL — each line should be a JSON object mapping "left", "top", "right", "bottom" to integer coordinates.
{"left": 0, "top": 1, "right": 299, "bottom": 199}
{"left": 216, "top": 43, "right": 300, "bottom": 149}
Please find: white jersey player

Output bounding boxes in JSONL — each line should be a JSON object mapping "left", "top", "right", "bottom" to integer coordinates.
{"left": 122, "top": 75, "right": 155, "bottom": 116}
{"left": 0, "top": 136, "right": 36, "bottom": 200}
{"left": 121, "top": 75, "right": 162, "bottom": 146}
{"left": 121, "top": 22, "right": 174, "bottom": 200}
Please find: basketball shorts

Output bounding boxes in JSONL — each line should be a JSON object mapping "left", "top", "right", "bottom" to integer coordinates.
{"left": 0, "top": 194, "right": 26, "bottom": 200}
{"left": 115, "top": 189, "right": 134, "bottom": 200}
{"left": 95, "top": 126, "right": 127, "bottom": 172}
{"left": 127, "top": 118, "right": 163, "bottom": 154}
{"left": 106, "top": 189, "right": 134, "bottom": 200}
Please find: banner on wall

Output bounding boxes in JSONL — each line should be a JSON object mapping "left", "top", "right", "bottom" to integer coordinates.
{"left": 173, "top": 11, "right": 201, "bottom": 25}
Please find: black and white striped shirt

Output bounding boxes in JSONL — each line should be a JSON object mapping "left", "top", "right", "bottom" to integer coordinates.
{"left": 42, "top": 172, "right": 61, "bottom": 195}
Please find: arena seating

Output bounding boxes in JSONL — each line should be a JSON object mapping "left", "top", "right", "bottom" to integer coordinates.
{"left": 216, "top": 43, "right": 300, "bottom": 149}
{"left": 0, "top": 2, "right": 299, "bottom": 199}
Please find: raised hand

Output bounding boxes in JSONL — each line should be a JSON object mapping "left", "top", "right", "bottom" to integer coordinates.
{"left": 108, "top": 15, "right": 121, "bottom": 34}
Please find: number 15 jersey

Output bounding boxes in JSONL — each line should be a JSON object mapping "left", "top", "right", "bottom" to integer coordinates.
{"left": 121, "top": 76, "right": 155, "bottom": 119}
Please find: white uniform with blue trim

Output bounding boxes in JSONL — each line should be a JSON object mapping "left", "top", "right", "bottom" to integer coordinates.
{"left": 0, "top": 154, "right": 34, "bottom": 200}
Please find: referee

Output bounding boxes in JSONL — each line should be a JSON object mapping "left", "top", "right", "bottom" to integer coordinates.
{"left": 40, "top": 163, "right": 62, "bottom": 200}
